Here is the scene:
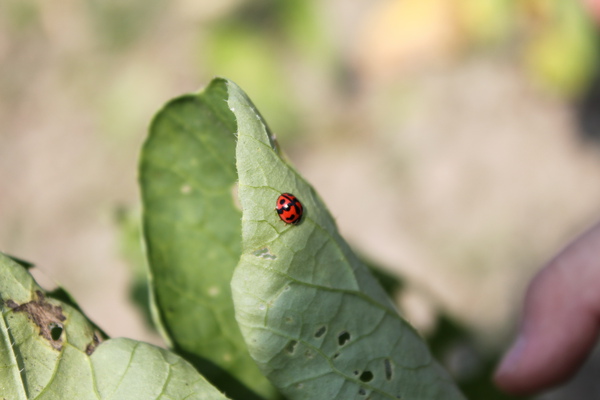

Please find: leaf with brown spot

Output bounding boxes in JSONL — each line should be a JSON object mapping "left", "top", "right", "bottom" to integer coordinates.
{"left": 7, "top": 290, "right": 66, "bottom": 350}
{"left": 0, "top": 253, "right": 229, "bottom": 399}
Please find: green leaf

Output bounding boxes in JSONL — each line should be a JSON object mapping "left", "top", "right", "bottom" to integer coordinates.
{"left": 0, "top": 252, "right": 228, "bottom": 400}
{"left": 4, "top": 253, "right": 35, "bottom": 269}
{"left": 228, "top": 80, "right": 466, "bottom": 400}
{"left": 140, "top": 79, "right": 277, "bottom": 399}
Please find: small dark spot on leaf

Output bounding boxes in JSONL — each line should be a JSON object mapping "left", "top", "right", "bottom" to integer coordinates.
{"left": 338, "top": 331, "right": 351, "bottom": 346}
{"left": 359, "top": 371, "right": 374, "bottom": 382}
{"left": 332, "top": 352, "right": 340, "bottom": 359}
{"left": 5, "top": 299, "right": 18, "bottom": 309}
{"left": 358, "top": 388, "right": 367, "bottom": 396}
{"left": 304, "top": 350, "right": 313, "bottom": 359}
{"left": 384, "top": 358, "right": 393, "bottom": 380}
{"left": 314, "top": 326, "right": 326, "bottom": 338}
{"left": 86, "top": 331, "right": 103, "bottom": 355}
{"left": 285, "top": 340, "right": 298, "bottom": 355}
{"left": 353, "top": 370, "right": 360, "bottom": 376}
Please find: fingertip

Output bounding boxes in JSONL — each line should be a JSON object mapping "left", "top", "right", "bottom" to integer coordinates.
{"left": 494, "top": 321, "right": 598, "bottom": 395}
{"left": 493, "top": 335, "right": 526, "bottom": 382}
{"left": 494, "top": 227, "right": 600, "bottom": 395}
{"left": 493, "top": 333, "right": 550, "bottom": 396}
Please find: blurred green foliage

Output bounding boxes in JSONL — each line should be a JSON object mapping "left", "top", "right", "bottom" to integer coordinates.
{"left": 85, "top": 0, "right": 166, "bottom": 51}
{"left": 522, "top": 0, "right": 600, "bottom": 96}
{"left": 460, "top": 0, "right": 599, "bottom": 96}
{"left": 201, "top": 0, "right": 334, "bottom": 139}
{"left": 114, "top": 206, "right": 154, "bottom": 330}
{"left": 2, "top": 0, "right": 598, "bottom": 144}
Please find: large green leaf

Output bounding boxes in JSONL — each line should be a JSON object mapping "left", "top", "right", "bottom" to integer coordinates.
{"left": 0, "top": 252, "right": 228, "bottom": 399}
{"left": 140, "top": 79, "right": 277, "bottom": 399}
{"left": 228, "top": 80, "right": 466, "bottom": 400}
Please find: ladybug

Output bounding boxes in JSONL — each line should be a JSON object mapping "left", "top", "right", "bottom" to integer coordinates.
{"left": 275, "top": 193, "right": 303, "bottom": 225}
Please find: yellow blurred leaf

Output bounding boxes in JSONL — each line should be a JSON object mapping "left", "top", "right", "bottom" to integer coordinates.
{"left": 523, "top": 0, "right": 599, "bottom": 96}
{"left": 355, "top": 0, "right": 462, "bottom": 79}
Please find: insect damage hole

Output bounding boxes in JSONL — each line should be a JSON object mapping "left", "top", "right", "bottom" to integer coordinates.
{"left": 337, "top": 331, "right": 351, "bottom": 346}
{"left": 231, "top": 182, "right": 241, "bottom": 210}
{"left": 359, "top": 371, "right": 374, "bottom": 382}
{"left": 384, "top": 358, "right": 393, "bottom": 381}
{"left": 314, "top": 326, "right": 327, "bottom": 338}
{"left": 285, "top": 340, "right": 298, "bottom": 355}
{"left": 48, "top": 323, "right": 63, "bottom": 341}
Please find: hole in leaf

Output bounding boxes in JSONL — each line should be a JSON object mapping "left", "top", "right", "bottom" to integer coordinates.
{"left": 359, "top": 371, "right": 374, "bottom": 382}
{"left": 49, "top": 323, "right": 63, "bottom": 341}
{"left": 384, "top": 358, "right": 393, "bottom": 380}
{"left": 252, "top": 248, "right": 277, "bottom": 260}
{"left": 358, "top": 388, "right": 367, "bottom": 396}
{"left": 231, "top": 183, "right": 241, "bottom": 210}
{"left": 285, "top": 340, "right": 298, "bottom": 354}
{"left": 338, "top": 331, "right": 351, "bottom": 346}
{"left": 314, "top": 326, "right": 326, "bottom": 338}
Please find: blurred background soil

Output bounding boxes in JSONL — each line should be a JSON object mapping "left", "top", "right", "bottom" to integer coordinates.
{"left": 2, "top": 0, "right": 600, "bottom": 398}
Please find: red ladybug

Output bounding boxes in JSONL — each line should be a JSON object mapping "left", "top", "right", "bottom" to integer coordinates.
{"left": 275, "top": 193, "right": 303, "bottom": 225}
